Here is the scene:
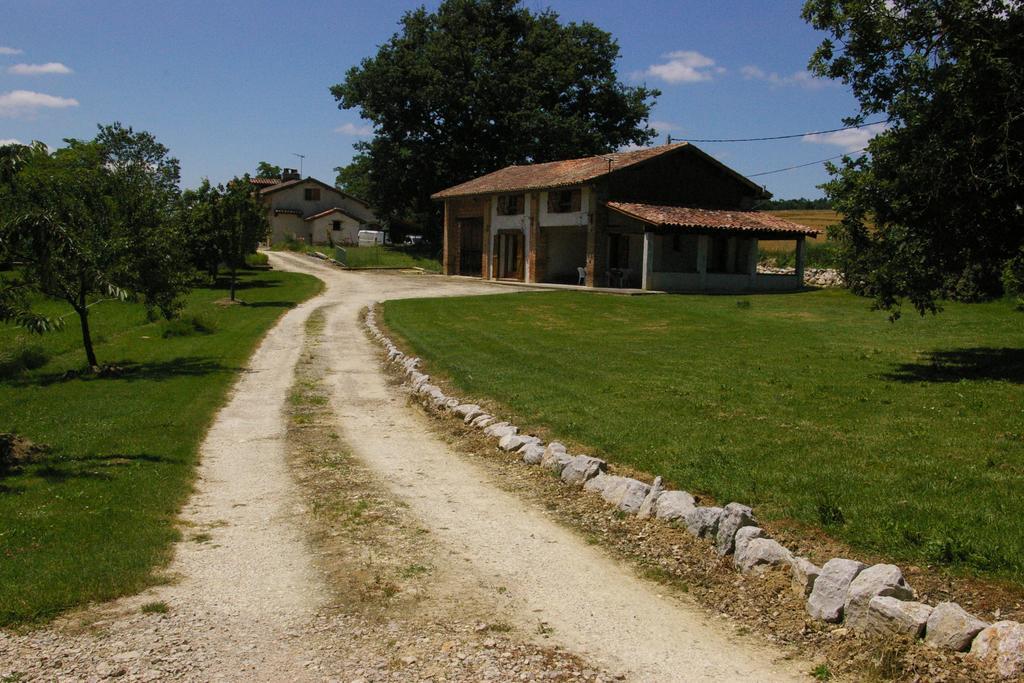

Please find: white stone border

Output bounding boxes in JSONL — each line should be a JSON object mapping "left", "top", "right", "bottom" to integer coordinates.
{"left": 362, "top": 304, "right": 1022, "bottom": 679}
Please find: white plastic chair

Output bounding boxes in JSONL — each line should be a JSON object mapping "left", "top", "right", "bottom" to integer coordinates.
{"left": 577, "top": 267, "right": 586, "bottom": 285}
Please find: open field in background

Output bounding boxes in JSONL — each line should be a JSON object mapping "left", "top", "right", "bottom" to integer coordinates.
{"left": 0, "top": 268, "right": 322, "bottom": 625}
{"left": 383, "top": 290, "right": 1024, "bottom": 586}
{"left": 760, "top": 210, "right": 842, "bottom": 268}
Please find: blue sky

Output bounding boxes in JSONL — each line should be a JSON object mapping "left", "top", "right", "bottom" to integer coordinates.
{"left": 1, "top": 0, "right": 880, "bottom": 199}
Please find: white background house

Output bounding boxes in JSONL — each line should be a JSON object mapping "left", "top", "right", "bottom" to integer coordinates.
{"left": 253, "top": 169, "right": 379, "bottom": 245}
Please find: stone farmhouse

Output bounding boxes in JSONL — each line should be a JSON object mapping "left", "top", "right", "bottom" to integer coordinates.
{"left": 432, "top": 143, "right": 819, "bottom": 292}
{"left": 251, "top": 169, "right": 380, "bottom": 246}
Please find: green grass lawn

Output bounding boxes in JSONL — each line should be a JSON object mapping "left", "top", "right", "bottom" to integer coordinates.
{"left": 382, "top": 290, "right": 1024, "bottom": 584}
{"left": 0, "top": 269, "right": 321, "bottom": 626}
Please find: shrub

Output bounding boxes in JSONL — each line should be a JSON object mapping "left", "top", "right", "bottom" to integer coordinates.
{"left": 161, "top": 314, "right": 216, "bottom": 338}
{"left": 245, "top": 252, "right": 269, "bottom": 268}
{"left": 0, "top": 345, "right": 50, "bottom": 379}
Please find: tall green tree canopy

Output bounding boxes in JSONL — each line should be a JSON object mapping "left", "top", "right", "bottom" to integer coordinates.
{"left": 331, "top": 0, "right": 659, "bottom": 236}
{"left": 0, "top": 124, "right": 189, "bottom": 368}
{"left": 255, "top": 161, "right": 282, "bottom": 178}
{"left": 803, "top": 0, "right": 1024, "bottom": 315}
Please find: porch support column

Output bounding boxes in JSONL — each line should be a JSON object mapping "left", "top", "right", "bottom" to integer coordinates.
{"left": 482, "top": 198, "right": 492, "bottom": 279}
{"left": 795, "top": 235, "right": 806, "bottom": 287}
{"left": 748, "top": 238, "right": 759, "bottom": 289}
{"left": 442, "top": 200, "right": 452, "bottom": 276}
{"left": 527, "top": 192, "right": 540, "bottom": 283}
{"left": 696, "top": 234, "right": 709, "bottom": 289}
{"left": 585, "top": 213, "right": 596, "bottom": 287}
{"left": 641, "top": 230, "right": 655, "bottom": 290}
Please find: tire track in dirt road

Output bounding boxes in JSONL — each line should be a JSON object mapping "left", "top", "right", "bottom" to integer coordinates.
{"left": 271, "top": 251, "right": 811, "bottom": 681}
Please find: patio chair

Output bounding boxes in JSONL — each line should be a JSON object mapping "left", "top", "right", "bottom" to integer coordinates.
{"left": 577, "top": 267, "right": 586, "bottom": 285}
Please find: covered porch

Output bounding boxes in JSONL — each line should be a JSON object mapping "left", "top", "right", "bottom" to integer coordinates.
{"left": 604, "top": 202, "right": 820, "bottom": 293}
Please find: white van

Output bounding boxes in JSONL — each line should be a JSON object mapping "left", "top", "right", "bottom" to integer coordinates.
{"left": 357, "top": 230, "right": 386, "bottom": 247}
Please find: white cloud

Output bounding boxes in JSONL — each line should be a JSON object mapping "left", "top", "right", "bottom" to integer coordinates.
{"left": 649, "top": 119, "right": 681, "bottom": 133}
{"left": 8, "top": 62, "right": 73, "bottom": 75}
{"left": 0, "top": 138, "right": 22, "bottom": 147}
{"left": 0, "top": 47, "right": 24, "bottom": 55}
{"left": 641, "top": 50, "right": 723, "bottom": 84}
{"left": 803, "top": 122, "right": 888, "bottom": 152}
{"left": 0, "top": 90, "right": 79, "bottom": 118}
{"left": 741, "top": 65, "right": 833, "bottom": 89}
{"left": 334, "top": 122, "right": 373, "bottom": 136}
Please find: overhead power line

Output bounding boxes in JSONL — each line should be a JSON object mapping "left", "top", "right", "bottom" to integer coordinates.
{"left": 668, "top": 119, "right": 889, "bottom": 144}
{"left": 746, "top": 149, "right": 867, "bottom": 178}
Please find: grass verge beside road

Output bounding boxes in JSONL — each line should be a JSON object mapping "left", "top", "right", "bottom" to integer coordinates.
{"left": 0, "top": 268, "right": 321, "bottom": 626}
{"left": 382, "top": 289, "right": 1024, "bottom": 586}
{"left": 339, "top": 245, "right": 441, "bottom": 271}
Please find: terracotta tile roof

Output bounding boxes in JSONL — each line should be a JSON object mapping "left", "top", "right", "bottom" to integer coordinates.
{"left": 606, "top": 202, "right": 821, "bottom": 236}
{"left": 432, "top": 143, "right": 701, "bottom": 199}
{"left": 250, "top": 177, "right": 281, "bottom": 187}
{"left": 303, "top": 206, "right": 365, "bottom": 222}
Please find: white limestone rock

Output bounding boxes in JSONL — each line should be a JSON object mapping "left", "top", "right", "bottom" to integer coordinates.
{"left": 453, "top": 404, "right": 484, "bottom": 422}
{"left": 864, "top": 596, "right": 932, "bottom": 639}
{"left": 807, "top": 558, "right": 868, "bottom": 623}
{"left": 716, "top": 502, "right": 756, "bottom": 555}
{"left": 971, "top": 621, "right": 1024, "bottom": 679}
{"left": 519, "top": 443, "right": 546, "bottom": 465}
{"left": 483, "top": 422, "right": 517, "bottom": 439}
{"left": 583, "top": 474, "right": 621, "bottom": 494}
{"left": 654, "top": 491, "right": 697, "bottom": 522}
{"left": 735, "top": 538, "right": 793, "bottom": 574}
{"left": 541, "top": 444, "right": 573, "bottom": 474}
{"left": 470, "top": 414, "right": 494, "bottom": 428}
{"left": 636, "top": 476, "right": 663, "bottom": 519}
{"left": 600, "top": 477, "right": 651, "bottom": 515}
{"left": 925, "top": 602, "right": 988, "bottom": 652}
{"left": 499, "top": 433, "right": 539, "bottom": 452}
{"left": 791, "top": 557, "right": 822, "bottom": 599}
{"left": 844, "top": 564, "right": 914, "bottom": 630}
{"left": 733, "top": 526, "right": 766, "bottom": 559}
{"left": 684, "top": 506, "right": 723, "bottom": 538}
{"left": 442, "top": 397, "right": 461, "bottom": 410}
{"left": 560, "top": 455, "right": 607, "bottom": 485}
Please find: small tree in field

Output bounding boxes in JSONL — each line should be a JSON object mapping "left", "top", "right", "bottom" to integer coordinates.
{"left": 0, "top": 124, "right": 189, "bottom": 370}
{"left": 219, "top": 176, "right": 270, "bottom": 301}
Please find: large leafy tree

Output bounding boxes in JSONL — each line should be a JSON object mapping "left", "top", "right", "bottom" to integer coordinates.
{"left": 0, "top": 124, "right": 190, "bottom": 369}
{"left": 331, "top": 0, "right": 659, "bottom": 237}
{"left": 255, "top": 161, "right": 282, "bottom": 178}
{"left": 803, "top": 0, "right": 1024, "bottom": 315}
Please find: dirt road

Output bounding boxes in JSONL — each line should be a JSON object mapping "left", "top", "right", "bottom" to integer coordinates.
{"left": 1, "top": 252, "right": 809, "bottom": 682}
{"left": 272, "top": 252, "right": 808, "bottom": 681}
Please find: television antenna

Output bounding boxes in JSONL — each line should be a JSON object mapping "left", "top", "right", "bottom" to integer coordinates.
{"left": 292, "top": 153, "right": 306, "bottom": 176}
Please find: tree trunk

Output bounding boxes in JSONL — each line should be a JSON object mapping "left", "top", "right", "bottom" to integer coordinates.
{"left": 76, "top": 305, "right": 99, "bottom": 370}
{"left": 229, "top": 264, "right": 237, "bottom": 302}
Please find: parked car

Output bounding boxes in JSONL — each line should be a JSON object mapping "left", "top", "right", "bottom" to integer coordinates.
{"left": 357, "top": 230, "right": 387, "bottom": 247}
{"left": 404, "top": 234, "right": 424, "bottom": 246}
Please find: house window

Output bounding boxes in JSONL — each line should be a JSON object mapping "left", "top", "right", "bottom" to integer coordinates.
{"left": 547, "top": 189, "right": 582, "bottom": 214}
{"left": 304, "top": 188, "right": 321, "bottom": 201}
{"left": 332, "top": 220, "right": 341, "bottom": 231}
{"left": 672, "top": 233, "right": 682, "bottom": 252}
{"left": 496, "top": 194, "right": 525, "bottom": 216}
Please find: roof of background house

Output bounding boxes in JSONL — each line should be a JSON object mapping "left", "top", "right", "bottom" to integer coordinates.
{"left": 606, "top": 202, "right": 820, "bottom": 236}
{"left": 431, "top": 143, "right": 767, "bottom": 200}
{"left": 303, "top": 206, "right": 367, "bottom": 223}
{"left": 249, "top": 177, "right": 281, "bottom": 187}
{"left": 259, "top": 176, "right": 372, "bottom": 208}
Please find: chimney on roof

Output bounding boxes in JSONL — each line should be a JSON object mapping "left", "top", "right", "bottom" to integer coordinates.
{"left": 281, "top": 168, "right": 300, "bottom": 181}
